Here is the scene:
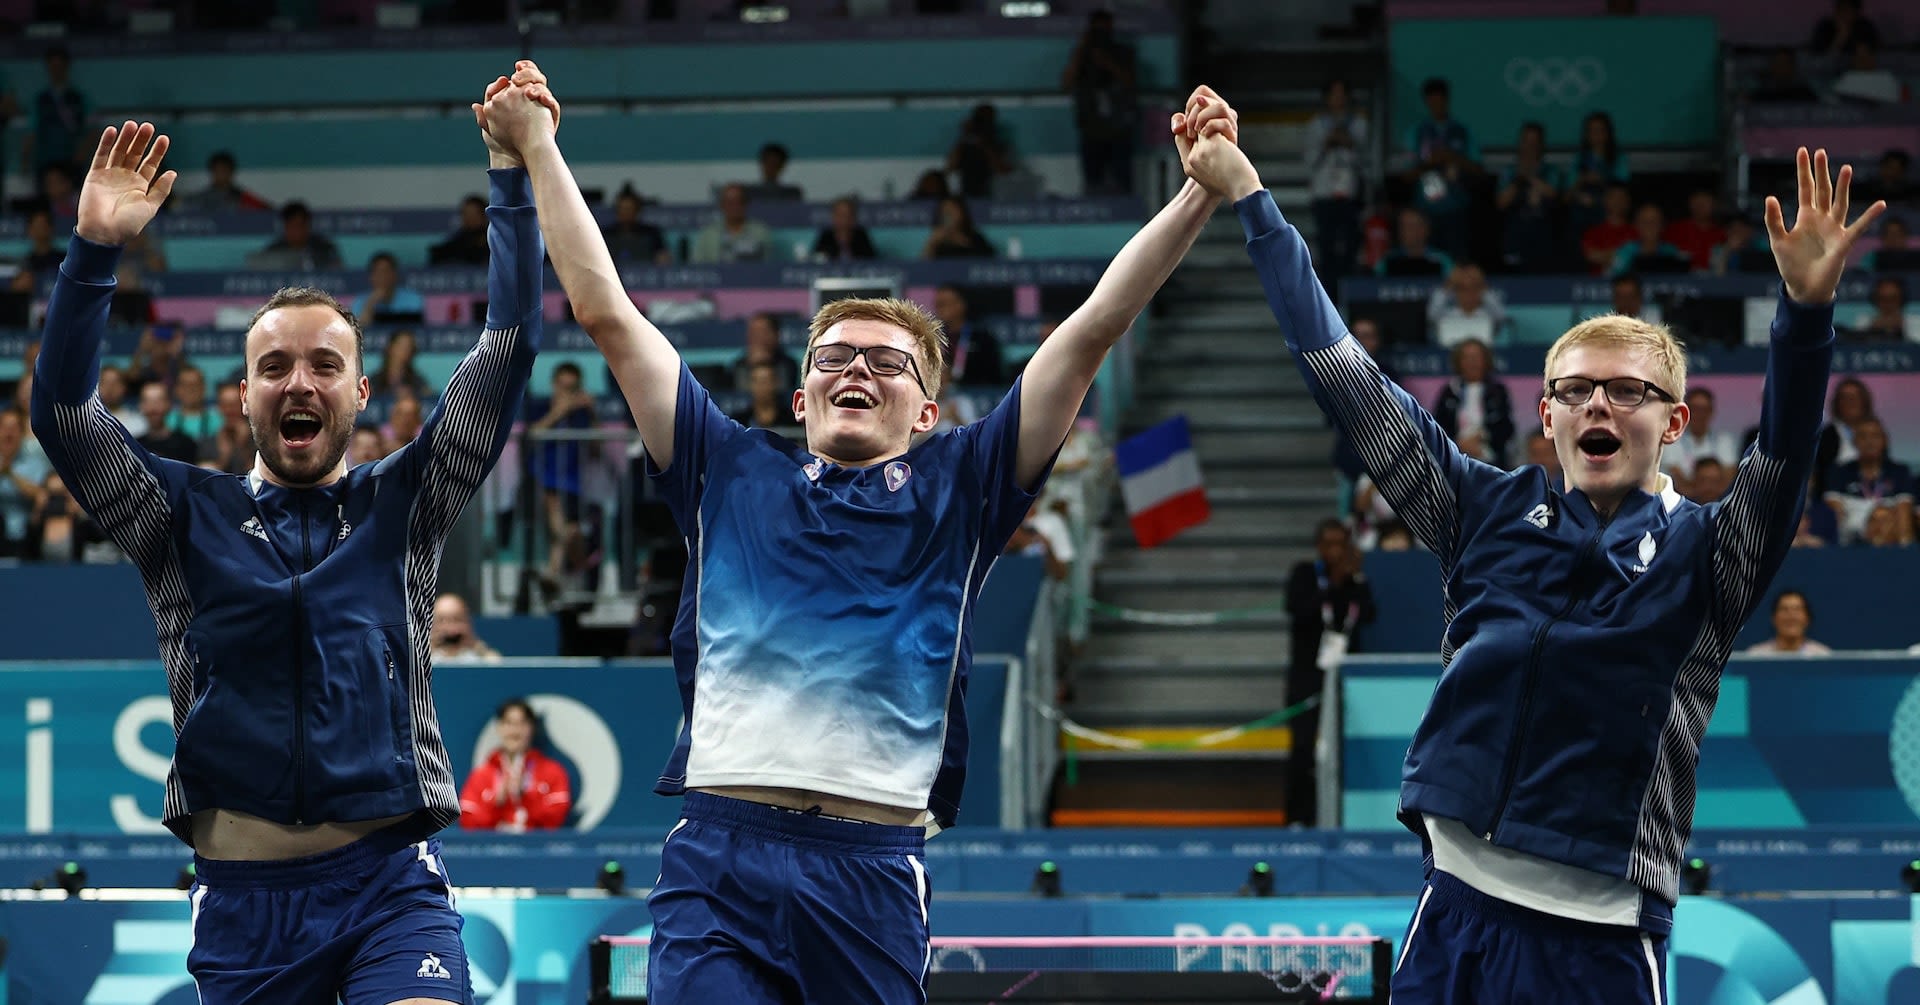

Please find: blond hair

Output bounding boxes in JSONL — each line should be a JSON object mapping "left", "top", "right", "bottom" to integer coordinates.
{"left": 1543, "top": 314, "right": 1688, "bottom": 401}
{"left": 805, "top": 297, "right": 949, "bottom": 399}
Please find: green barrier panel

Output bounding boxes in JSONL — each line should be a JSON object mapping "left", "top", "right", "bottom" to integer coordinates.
{"left": 1388, "top": 16, "right": 1720, "bottom": 150}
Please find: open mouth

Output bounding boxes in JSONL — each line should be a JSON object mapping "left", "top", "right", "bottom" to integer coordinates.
{"left": 1578, "top": 430, "right": 1622, "bottom": 459}
{"left": 280, "top": 410, "right": 323, "bottom": 448}
{"left": 831, "top": 389, "right": 877, "bottom": 410}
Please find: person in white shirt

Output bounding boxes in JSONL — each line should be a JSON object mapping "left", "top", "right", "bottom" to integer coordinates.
{"left": 1744, "top": 591, "right": 1833, "bottom": 655}
{"left": 1426, "top": 262, "right": 1508, "bottom": 346}
{"left": 1304, "top": 78, "right": 1367, "bottom": 280}
{"left": 1663, "top": 386, "right": 1740, "bottom": 495}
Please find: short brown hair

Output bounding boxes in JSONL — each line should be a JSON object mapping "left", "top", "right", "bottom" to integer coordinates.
{"left": 245, "top": 287, "right": 364, "bottom": 375}
{"left": 1543, "top": 314, "right": 1687, "bottom": 402}
{"left": 805, "top": 297, "right": 948, "bottom": 399}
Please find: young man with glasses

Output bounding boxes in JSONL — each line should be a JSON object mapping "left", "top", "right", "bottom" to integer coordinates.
{"left": 1181, "top": 94, "right": 1883, "bottom": 1004}
{"left": 476, "top": 63, "right": 1238, "bottom": 1003}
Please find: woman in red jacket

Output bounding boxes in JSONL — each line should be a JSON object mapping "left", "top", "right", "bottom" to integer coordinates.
{"left": 459, "top": 698, "right": 573, "bottom": 831}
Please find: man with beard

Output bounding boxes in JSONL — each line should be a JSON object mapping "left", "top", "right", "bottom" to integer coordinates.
{"left": 30, "top": 96, "right": 546, "bottom": 1003}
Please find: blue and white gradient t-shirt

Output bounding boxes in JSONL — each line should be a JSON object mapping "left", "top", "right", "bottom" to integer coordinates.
{"left": 647, "top": 363, "right": 1043, "bottom": 827}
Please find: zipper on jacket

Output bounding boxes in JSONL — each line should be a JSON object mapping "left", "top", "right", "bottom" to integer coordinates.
{"left": 292, "top": 499, "right": 314, "bottom": 824}
{"left": 1484, "top": 529, "right": 1602, "bottom": 839}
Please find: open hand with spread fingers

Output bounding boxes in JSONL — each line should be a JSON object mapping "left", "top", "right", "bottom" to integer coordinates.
{"left": 75, "top": 121, "right": 176, "bottom": 247}
{"left": 1766, "top": 146, "right": 1886, "bottom": 304}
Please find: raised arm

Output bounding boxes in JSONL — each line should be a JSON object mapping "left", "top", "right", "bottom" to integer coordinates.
{"left": 482, "top": 61, "right": 685, "bottom": 470}
{"left": 30, "top": 122, "right": 183, "bottom": 561}
{"left": 1183, "top": 112, "right": 1504, "bottom": 565}
{"left": 1713, "top": 148, "right": 1883, "bottom": 610}
{"left": 1013, "top": 86, "right": 1230, "bottom": 489}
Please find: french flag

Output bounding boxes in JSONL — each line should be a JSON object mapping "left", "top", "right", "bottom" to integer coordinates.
{"left": 1115, "top": 416, "right": 1211, "bottom": 548}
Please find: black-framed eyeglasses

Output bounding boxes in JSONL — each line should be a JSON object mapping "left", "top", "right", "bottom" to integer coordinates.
{"left": 809, "top": 342, "right": 929, "bottom": 397}
{"left": 1546, "top": 376, "right": 1676, "bottom": 409}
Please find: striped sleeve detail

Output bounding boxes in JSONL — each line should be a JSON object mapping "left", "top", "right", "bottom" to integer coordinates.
{"left": 403, "top": 324, "right": 527, "bottom": 830}
{"left": 1628, "top": 450, "right": 1793, "bottom": 902}
{"left": 47, "top": 399, "right": 199, "bottom": 834}
{"left": 1299, "top": 338, "right": 1463, "bottom": 566}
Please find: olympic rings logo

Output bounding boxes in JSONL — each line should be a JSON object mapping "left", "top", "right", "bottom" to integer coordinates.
{"left": 1502, "top": 57, "right": 1608, "bottom": 107}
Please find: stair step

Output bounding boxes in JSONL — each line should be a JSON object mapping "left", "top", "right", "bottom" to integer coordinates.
{"left": 1076, "top": 648, "right": 1293, "bottom": 674}
{"left": 1093, "top": 581, "right": 1292, "bottom": 613}
{"left": 1127, "top": 402, "right": 1324, "bottom": 431}
{"left": 1150, "top": 303, "right": 1286, "bottom": 331}
{"left": 1136, "top": 368, "right": 1311, "bottom": 396}
{"left": 1098, "top": 544, "right": 1316, "bottom": 573}
{"left": 1192, "top": 430, "right": 1336, "bottom": 466}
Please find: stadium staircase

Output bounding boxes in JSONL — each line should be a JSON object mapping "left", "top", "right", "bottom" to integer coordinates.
{"left": 1049, "top": 3, "right": 1385, "bottom": 828}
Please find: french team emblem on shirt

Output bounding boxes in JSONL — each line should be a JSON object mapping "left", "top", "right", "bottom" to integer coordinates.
{"left": 803, "top": 459, "right": 824, "bottom": 482}
{"left": 884, "top": 461, "right": 912, "bottom": 492}
{"left": 1632, "top": 531, "right": 1657, "bottom": 574}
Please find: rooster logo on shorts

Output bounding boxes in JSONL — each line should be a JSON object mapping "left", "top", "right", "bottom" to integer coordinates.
{"left": 417, "top": 953, "right": 452, "bottom": 979}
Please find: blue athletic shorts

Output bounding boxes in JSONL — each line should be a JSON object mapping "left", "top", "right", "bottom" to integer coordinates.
{"left": 1390, "top": 869, "right": 1668, "bottom": 1004}
{"left": 646, "top": 792, "right": 931, "bottom": 1005}
{"left": 188, "top": 826, "right": 472, "bottom": 1005}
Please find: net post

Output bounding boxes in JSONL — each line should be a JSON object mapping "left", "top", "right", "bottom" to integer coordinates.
{"left": 1371, "top": 937, "right": 1394, "bottom": 1003}
{"left": 588, "top": 936, "right": 612, "bottom": 1005}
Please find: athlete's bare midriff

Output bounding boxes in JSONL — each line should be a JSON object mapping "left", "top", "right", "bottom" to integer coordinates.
{"left": 693, "top": 785, "right": 923, "bottom": 826}
{"left": 190, "top": 808, "right": 416, "bottom": 861}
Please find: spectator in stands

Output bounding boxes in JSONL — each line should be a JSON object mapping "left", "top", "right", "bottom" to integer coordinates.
{"left": 38, "top": 163, "right": 78, "bottom": 217}
{"left": 728, "top": 312, "right": 800, "bottom": 392}
{"left": 812, "top": 196, "right": 878, "bottom": 262}
{"left": 1664, "top": 387, "right": 1739, "bottom": 496}
{"left": 383, "top": 389, "right": 425, "bottom": 454}
{"left": 134, "top": 383, "right": 197, "bottom": 465}
{"left": 432, "top": 593, "right": 503, "bottom": 666}
{"left": 1712, "top": 213, "right": 1772, "bottom": 275}
{"left": 0, "top": 408, "right": 48, "bottom": 558}
{"left": 26, "top": 470, "right": 107, "bottom": 563}
{"left": 207, "top": 382, "right": 253, "bottom": 474}
{"left": 1285, "top": 518, "right": 1375, "bottom": 827}
{"left": 177, "top": 151, "right": 272, "bottom": 214}
{"left": 1496, "top": 121, "right": 1564, "bottom": 273}
{"left": 1750, "top": 48, "right": 1819, "bottom": 105}
{"left": 1607, "top": 273, "right": 1663, "bottom": 325}
{"left": 1425, "top": 262, "right": 1507, "bottom": 346}
{"left": 1568, "top": 112, "right": 1630, "bottom": 241}
{"left": 1858, "top": 149, "right": 1916, "bottom": 213}
{"left": 96, "top": 365, "right": 143, "bottom": 436}
{"left": 116, "top": 228, "right": 168, "bottom": 289}
{"left": 1006, "top": 498, "right": 1072, "bottom": 582}
{"left": 1434, "top": 338, "right": 1513, "bottom": 466}
{"left": 1063, "top": 9, "right": 1139, "bottom": 197}
{"left": 1859, "top": 216, "right": 1911, "bottom": 272}
{"left": 351, "top": 252, "right": 426, "bottom": 325}
{"left": 933, "top": 284, "right": 1005, "bottom": 386}
{"left": 1814, "top": 376, "right": 1875, "bottom": 496}
{"left": 1745, "top": 591, "right": 1831, "bottom": 655}
{"left": 529, "top": 362, "right": 596, "bottom": 593}
{"left": 1665, "top": 190, "right": 1725, "bottom": 272}
{"left": 1610, "top": 203, "right": 1690, "bottom": 277}
{"left": 1580, "top": 182, "right": 1636, "bottom": 275}
{"left": 1305, "top": 78, "right": 1366, "bottom": 283}
{"left": 459, "top": 698, "right": 573, "bottom": 832}
{"left": 170, "top": 364, "right": 218, "bottom": 446}
{"left": 370, "top": 329, "right": 433, "bottom": 403}
{"left": 922, "top": 195, "right": 995, "bottom": 259}
{"left": 926, "top": 359, "right": 982, "bottom": 436}
{"left": 1686, "top": 456, "right": 1731, "bottom": 503}
{"left": 730, "top": 362, "right": 794, "bottom": 432}
{"left": 431, "top": 195, "right": 491, "bottom": 266}
{"left": 1403, "top": 77, "right": 1477, "bottom": 258}
{"left": 1374, "top": 207, "right": 1452, "bottom": 277}
{"left": 1376, "top": 521, "right": 1415, "bottom": 551}
{"left": 20, "top": 208, "right": 63, "bottom": 274}
{"left": 1850, "top": 277, "right": 1916, "bottom": 341}
{"left": 743, "top": 142, "right": 803, "bottom": 202}
{"left": 128, "top": 324, "right": 186, "bottom": 395}
{"left": 947, "top": 103, "right": 1013, "bottom": 199}
{"left": 1825, "top": 416, "right": 1913, "bottom": 544}
{"left": 691, "top": 183, "right": 772, "bottom": 264}
{"left": 247, "top": 201, "right": 344, "bottom": 272}
{"left": 1793, "top": 491, "right": 1836, "bottom": 547}
{"left": 23, "top": 46, "right": 86, "bottom": 191}
{"left": 1831, "top": 39, "right": 1906, "bottom": 106}
{"left": 1350, "top": 472, "right": 1398, "bottom": 550}
{"left": 1809, "top": 0, "right": 1880, "bottom": 62}
{"left": 1861, "top": 502, "right": 1909, "bottom": 547}
{"left": 1332, "top": 318, "right": 1391, "bottom": 515}
{"left": 909, "top": 169, "right": 951, "bottom": 201}
{"left": 0, "top": 78, "right": 17, "bottom": 209}
{"left": 1526, "top": 429, "right": 1560, "bottom": 482}
{"left": 349, "top": 426, "right": 385, "bottom": 467}
{"left": 604, "top": 188, "right": 669, "bottom": 266}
